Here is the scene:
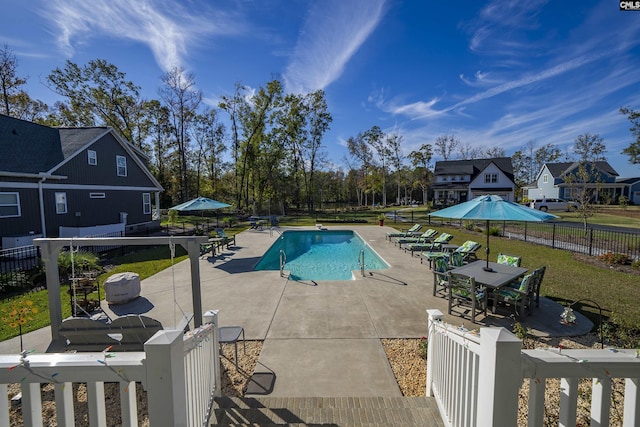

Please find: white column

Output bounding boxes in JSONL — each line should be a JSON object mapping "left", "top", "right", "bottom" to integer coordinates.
{"left": 87, "top": 381, "right": 107, "bottom": 427}
{"left": 40, "top": 241, "right": 63, "bottom": 342}
{"left": 186, "top": 237, "right": 203, "bottom": 327}
{"left": 476, "top": 327, "right": 522, "bottom": 427}
{"left": 144, "top": 330, "right": 187, "bottom": 427}
{"left": 624, "top": 378, "right": 639, "bottom": 427}
{"left": 54, "top": 382, "right": 75, "bottom": 426}
{"left": 425, "top": 309, "right": 443, "bottom": 397}
{"left": 559, "top": 377, "right": 578, "bottom": 427}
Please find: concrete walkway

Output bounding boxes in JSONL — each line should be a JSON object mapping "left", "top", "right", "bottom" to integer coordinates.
{"left": 0, "top": 225, "right": 593, "bottom": 398}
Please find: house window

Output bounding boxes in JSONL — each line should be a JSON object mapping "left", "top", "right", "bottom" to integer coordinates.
{"left": 0, "top": 192, "right": 20, "bottom": 218}
{"left": 90, "top": 193, "right": 105, "bottom": 199}
{"left": 543, "top": 174, "right": 548, "bottom": 184}
{"left": 55, "top": 192, "right": 67, "bottom": 214}
{"left": 485, "top": 173, "right": 498, "bottom": 183}
{"left": 116, "top": 155, "right": 127, "bottom": 176}
{"left": 143, "top": 193, "right": 151, "bottom": 214}
{"left": 88, "top": 150, "right": 97, "bottom": 165}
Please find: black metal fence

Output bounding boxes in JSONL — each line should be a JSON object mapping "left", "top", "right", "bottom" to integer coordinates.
{"left": 0, "top": 245, "right": 43, "bottom": 298}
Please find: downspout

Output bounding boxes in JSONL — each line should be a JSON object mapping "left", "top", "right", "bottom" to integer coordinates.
{"left": 38, "top": 173, "right": 48, "bottom": 237}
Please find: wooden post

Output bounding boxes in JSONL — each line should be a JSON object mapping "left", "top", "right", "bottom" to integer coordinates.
{"left": 476, "top": 327, "right": 522, "bottom": 427}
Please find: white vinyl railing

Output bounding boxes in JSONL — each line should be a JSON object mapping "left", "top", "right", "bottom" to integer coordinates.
{"left": 426, "top": 309, "right": 640, "bottom": 427}
{"left": 0, "top": 310, "right": 221, "bottom": 427}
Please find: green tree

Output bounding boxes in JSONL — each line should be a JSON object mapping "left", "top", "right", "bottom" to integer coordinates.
{"left": 47, "top": 59, "right": 148, "bottom": 146}
{"left": 0, "top": 44, "right": 48, "bottom": 121}
{"left": 158, "top": 66, "right": 202, "bottom": 203}
{"left": 620, "top": 106, "right": 640, "bottom": 165}
{"left": 408, "top": 144, "right": 433, "bottom": 205}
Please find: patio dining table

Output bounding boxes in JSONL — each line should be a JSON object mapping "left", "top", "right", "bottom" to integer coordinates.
{"left": 450, "top": 260, "right": 528, "bottom": 312}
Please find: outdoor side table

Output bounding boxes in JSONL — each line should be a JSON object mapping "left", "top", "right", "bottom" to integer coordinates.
{"left": 218, "top": 326, "right": 245, "bottom": 368}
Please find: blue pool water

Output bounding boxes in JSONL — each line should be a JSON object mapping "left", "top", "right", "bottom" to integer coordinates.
{"left": 254, "top": 230, "right": 388, "bottom": 280}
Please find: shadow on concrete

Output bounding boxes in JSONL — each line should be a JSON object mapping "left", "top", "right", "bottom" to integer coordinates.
{"left": 245, "top": 362, "right": 277, "bottom": 395}
{"left": 212, "top": 257, "right": 262, "bottom": 274}
{"left": 366, "top": 271, "right": 408, "bottom": 286}
{"left": 107, "top": 297, "right": 155, "bottom": 316}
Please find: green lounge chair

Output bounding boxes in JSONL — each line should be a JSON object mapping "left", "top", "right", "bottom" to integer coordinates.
{"left": 394, "top": 228, "right": 437, "bottom": 248}
{"left": 497, "top": 252, "right": 522, "bottom": 267}
{"left": 421, "top": 240, "right": 481, "bottom": 268}
{"left": 403, "top": 232, "right": 453, "bottom": 256}
{"left": 385, "top": 224, "right": 422, "bottom": 241}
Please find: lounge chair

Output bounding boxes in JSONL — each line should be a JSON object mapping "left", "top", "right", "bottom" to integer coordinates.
{"left": 394, "top": 228, "right": 438, "bottom": 248}
{"left": 385, "top": 224, "right": 422, "bottom": 241}
{"left": 421, "top": 240, "right": 481, "bottom": 268}
{"left": 447, "top": 272, "right": 487, "bottom": 324}
{"left": 403, "top": 232, "right": 453, "bottom": 256}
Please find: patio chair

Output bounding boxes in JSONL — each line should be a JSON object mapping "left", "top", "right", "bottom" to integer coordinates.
{"left": 421, "top": 240, "right": 481, "bottom": 268}
{"left": 404, "top": 232, "right": 453, "bottom": 256}
{"left": 385, "top": 223, "right": 422, "bottom": 241}
{"left": 491, "top": 272, "right": 535, "bottom": 320}
{"left": 447, "top": 272, "right": 487, "bottom": 323}
{"left": 432, "top": 257, "right": 450, "bottom": 297}
{"left": 213, "top": 228, "right": 236, "bottom": 249}
{"left": 530, "top": 266, "right": 547, "bottom": 308}
{"left": 497, "top": 252, "right": 522, "bottom": 267}
{"left": 394, "top": 228, "right": 437, "bottom": 248}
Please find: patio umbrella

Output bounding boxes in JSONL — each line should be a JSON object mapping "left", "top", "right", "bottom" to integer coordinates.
{"left": 428, "top": 195, "right": 557, "bottom": 271}
{"left": 169, "top": 197, "right": 231, "bottom": 212}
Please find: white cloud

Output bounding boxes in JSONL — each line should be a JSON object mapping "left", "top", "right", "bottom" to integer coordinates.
{"left": 42, "top": 0, "right": 246, "bottom": 72}
{"left": 283, "top": 0, "right": 387, "bottom": 94}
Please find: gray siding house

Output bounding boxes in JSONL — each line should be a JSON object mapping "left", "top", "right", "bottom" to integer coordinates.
{"left": 432, "top": 157, "right": 516, "bottom": 205}
{"left": 0, "top": 115, "right": 163, "bottom": 248}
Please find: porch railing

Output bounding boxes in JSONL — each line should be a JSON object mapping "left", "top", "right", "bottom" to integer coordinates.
{"left": 426, "top": 309, "right": 640, "bottom": 427}
{"left": 0, "top": 310, "right": 221, "bottom": 427}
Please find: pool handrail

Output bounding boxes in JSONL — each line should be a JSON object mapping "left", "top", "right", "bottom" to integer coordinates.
{"left": 358, "top": 249, "right": 365, "bottom": 277}
{"left": 279, "top": 249, "right": 287, "bottom": 277}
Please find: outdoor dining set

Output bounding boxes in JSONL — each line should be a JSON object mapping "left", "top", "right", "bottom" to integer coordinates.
{"left": 387, "top": 224, "right": 547, "bottom": 323}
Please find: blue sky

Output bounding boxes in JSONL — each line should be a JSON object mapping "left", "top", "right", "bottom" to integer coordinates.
{"left": 3, "top": 0, "right": 640, "bottom": 178}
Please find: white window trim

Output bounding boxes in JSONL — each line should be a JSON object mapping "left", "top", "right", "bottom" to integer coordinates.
{"left": 143, "top": 193, "right": 151, "bottom": 214}
{"left": 55, "top": 192, "right": 67, "bottom": 214}
{"left": 485, "top": 173, "right": 498, "bottom": 184}
{"left": 543, "top": 174, "right": 548, "bottom": 183}
{"left": 0, "top": 192, "right": 21, "bottom": 218}
{"left": 88, "top": 150, "right": 97, "bottom": 165}
{"left": 89, "top": 192, "right": 106, "bottom": 199}
{"left": 116, "top": 155, "right": 127, "bottom": 177}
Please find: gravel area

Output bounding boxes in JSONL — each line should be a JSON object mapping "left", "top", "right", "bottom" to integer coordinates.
{"left": 7, "top": 336, "right": 625, "bottom": 426}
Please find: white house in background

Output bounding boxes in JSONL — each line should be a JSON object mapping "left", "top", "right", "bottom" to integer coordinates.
{"left": 432, "top": 157, "right": 516, "bottom": 205}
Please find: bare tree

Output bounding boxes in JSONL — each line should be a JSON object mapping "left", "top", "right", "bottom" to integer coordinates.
{"left": 457, "top": 141, "right": 481, "bottom": 160}
{"left": 434, "top": 134, "right": 459, "bottom": 160}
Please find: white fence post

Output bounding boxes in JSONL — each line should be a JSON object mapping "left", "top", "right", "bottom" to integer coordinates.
{"left": 476, "top": 327, "right": 522, "bottom": 427}
{"left": 203, "top": 309, "right": 222, "bottom": 398}
{"left": 426, "top": 309, "right": 443, "bottom": 397}
{"left": 144, "top": 329, "right": 187, "bottom": 427}
{"left": 624, "top": 378, "right": 639, "bottom": 426}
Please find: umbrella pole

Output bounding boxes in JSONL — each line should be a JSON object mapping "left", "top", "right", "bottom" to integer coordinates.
{"left": 484, "top": 219, "right": 493, "bottom": 272}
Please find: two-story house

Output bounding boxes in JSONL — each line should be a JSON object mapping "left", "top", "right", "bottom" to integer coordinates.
{"left": 432, "top": 158, "right": 516, "bottom": 205}
{"left": 0, "top": 115, "right": 163, "bottom": 248}
{"left": 525, "top": 161, "right": 627, "bottom": 203}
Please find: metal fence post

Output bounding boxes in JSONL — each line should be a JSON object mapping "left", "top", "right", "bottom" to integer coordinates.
{"left": 552, "top": 223, "right": 556, "bottom": 249}
{"left": 589, "top": 228, "right": 594, "bottom": 256}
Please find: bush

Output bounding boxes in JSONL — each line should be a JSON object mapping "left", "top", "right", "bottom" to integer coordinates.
{"left": 418, "top": 336, "right": 428, "bottom": 359}
{"left": 486, "top": 226, "right": 502, "bottom": 236}
{"left": 58, "top": 250, "right": 101, "bottom": 281}
{"left": 598, "top": 252, "right": 632, "bottom": 265}
{"left": 632, "top": 259, "right": 640, "bottom": 270}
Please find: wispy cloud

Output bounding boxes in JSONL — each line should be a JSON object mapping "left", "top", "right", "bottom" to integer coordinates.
{"left": 284, "top": 0, "right": 387, "bottom": 94}
{"left": 42, "top": 0, "right": 247, "bottom": 71}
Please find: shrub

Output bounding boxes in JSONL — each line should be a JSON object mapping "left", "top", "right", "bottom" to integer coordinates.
{"left": 486, "top": 226, "right": 502, "bottom": 236}
{"left": 598, "top": 252, "right": 631, "bottom": 265}
{"left": 631, "top": 259, "right": 640, "bottom": 270}
{"left": 463, "top": 220, "right": 475, "bottom": 231}
{"left": 418, "top": 336, "right": 428, "bottom": 359}
{"left": 58, "top": 250, "right": 101, "bottom": 281}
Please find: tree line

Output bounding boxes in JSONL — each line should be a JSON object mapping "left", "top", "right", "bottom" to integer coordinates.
{"left": 1, "top": 45, "right": 639, "bottom": 214}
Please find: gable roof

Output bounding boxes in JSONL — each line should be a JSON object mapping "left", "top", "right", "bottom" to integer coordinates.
{"left": 616, "top": 177, "right": 640, "bottom": 184}
{"left": 544, "top": 161, "right": 619, "bottom": 178}
{"left": 434, "top": 157, "right": 515, "bottom": 181}
{"left": 0, "top": 114, "right": 64, "bottom": 173}
{"left": 58, "top": 127, "right": 110, "bottom": 159}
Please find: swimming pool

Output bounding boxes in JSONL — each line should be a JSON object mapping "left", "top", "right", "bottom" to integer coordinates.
{"left": 254, "top": 230, "right": 389, "bottom": 280}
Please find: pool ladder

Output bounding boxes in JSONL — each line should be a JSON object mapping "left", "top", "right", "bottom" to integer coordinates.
{"left": 358, "top": 249, "right": 365, "bottom": 277}
{"left": 279, "top": 250, "right": 287, "bottom": 277}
